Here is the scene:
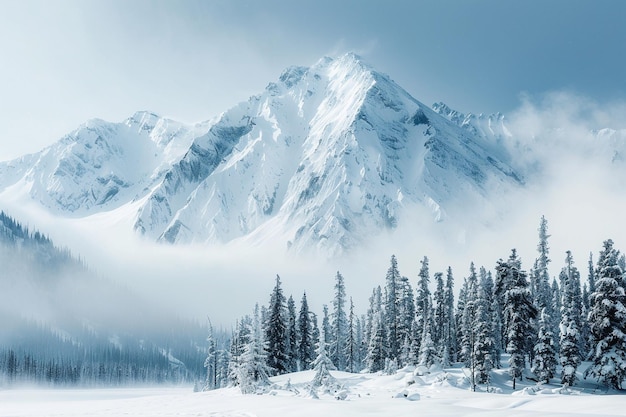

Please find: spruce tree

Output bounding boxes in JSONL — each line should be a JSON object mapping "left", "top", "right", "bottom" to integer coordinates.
{"left": 286, "top": 295, "right": 298, "bottom": 373}
{"left": 297, "top": 292, "right": 315, "bottom": 370}
{"left": 235, "top": 305, "right": 271, "bottom": 394}
{"left": 444, "top": 266, "right": 457, "bottom": 364}
{"left": 433, "top": 272, "right": 446, "bottom": 347}
{"left": 330, "top": 271, "right": 348, "bottom": 371}
{"left": 266, "top": 275, "right": 289, "bottom": 375}
{"left": 322, "top": 305, "right": 331, "bottom": 356}
{"left": 498, "top": 249, "right": 538, "bottom": 389}
{"left": 347, "top": 297, "right": 357, "bottom": 373}
{"left": 366, "top": 309, "right": 387, "bottom": 372}
{"left": 532, "top": 308, "right": 557, "bottom": 384}
{"left": 415, "top": 256, "right": 431, "bottom": 355}
{"left": 385, "top": 255, "right": 401, "bottom": 361}
{"left": 473, "top": 270, "right": 495, "bottom": 384}
{"left": 585, "top": 239, "right": 626, "bottom": 389}
{"left": 461, "top": 263, "right": 479, "bottom": 366}
{"left": 559, "top": 251, "right": 582, "bottom": 386}
{"left": 398, "top": 274, "right": 415, "bottom": 364}
{"left": 311, "top": 332, "right": 337, "bottom": 390}
{"left": 203, "top": 319, "right": 218, "bottom": 390}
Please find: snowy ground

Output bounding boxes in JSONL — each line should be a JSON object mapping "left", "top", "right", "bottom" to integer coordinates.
{"left": 1, "top": 365, "right": 625, "bottom": 417}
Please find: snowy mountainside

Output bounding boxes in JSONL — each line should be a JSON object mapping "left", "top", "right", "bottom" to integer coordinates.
{"left": 0, "top": 53, "right": 526, "bottom": 255}
{"left": 135, "top": 53, "right": 524, "bottom": 254}
{"left": 0, "top": 111, "right": 200, "bottom": 214}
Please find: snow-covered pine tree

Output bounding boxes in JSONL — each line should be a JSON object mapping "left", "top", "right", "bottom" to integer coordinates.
{"left": 461, "top": 263, "right": 479, "bottom": 366}
{"left": 585, "top": 239, "right": 626, "bottom": 389}
{"left": 228, "top": 316, "right": 252, "bottom": 385}
{"left": 384, "top": 255, "right": 401, "bottom": 361}
{"left": 456, "top": 276, "right": 468, "bottom": 364}
{"left": 533, "top": 216, "right": 552, "bottom": 311}
{"left": 203, "top": 319, "right": 217, "bottom": 391}
{"left": 418, "top": 298, "right": 438, "bottom": 370}
{"left": 532, "top": 308, "right": 557, "bottom": 384}
{"left": 559, "top": 251, "right": 583, "bottom": 386}
{"left": 265, "top": 275, "right": 289, "bottom": 375}
{"left": 408, "top": 317, "right": 421, "bottom": 366}
{"left": 330, "top": 271, "right": 348, "bottom": 371}
{"left": 366, "top": 308, "right": 387, "bottom": 373}
{"left": 473, "top": 269, "right": 495, "bottom": 384}
{"left": 310, "top": 311, "right": 320, "bottom": 359}
{"left": 365, "top": 286, "right": 383, "bottom": 354}
{"left": 415, "top": 256, "right": 431, "bottom": 356}
{"left": 433, "top": 272, "right": 446, "bottom": 347}
{"left": 322, "top": 304, "right": 331, "bottom": 356}
{"left": 236, "top": 305, "right": 272, "bottom": 394}
{"left": 297, "top": 292, "right": 315, "bottom": 370}
{"left": 311, "top": 331, "right": 337, "bottom": 390}
{"left": 490, "top": 297, "right": 503, "bottom": 369}
{"left": 497, "top": 249, "right": 538, "bottom": 389}
{"left": 347, "top": 297, "right": 357, "bottom": 373}
{"left": 444, "top": 266, "right": 457, "bottom": 364}
{"left": 581, "top": 283, "right": 592, "bottom": 359}
{"left": 587, "top": 252, "right": 596, "bottom": 295}
{"left": 356, "top": 315, "right": 367, "bottom": 371}
{"left": 286, "top": 295, "right": 298, "bottom": 373}
{"left": 398, "top": 274, "right": 415, "bottom": 365}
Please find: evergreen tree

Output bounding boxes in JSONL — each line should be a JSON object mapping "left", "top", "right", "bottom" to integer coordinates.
{"left": 356, "top": 315, "right": 367, "bottom": 371}
{"left": 559, "top": 251, "right": 583, "bottom": 386}
{"left": 585, "top": 239, "right": 626, "bottom": 389}
{"left": 311, "top": 332, "right": 337, "bottom": 390}
{"left": 433, "top": 272, "right": 446, "bottom": 346}
{"left": 265, "top": 275, "right": 289, "bottom": 375}
{"left": 533, "top": 216, "right": 553, "bottom": 311}
{"left": 588, "top": 252, "right": 596, "bottom": 294}
{"left": 286, "top": 295, "right": 298, "bottom": 373}
{"left": 235, "top": 305, "right": 271, "bottom": 394}
{"left": 417, "top": 333, "right": 437, "bottom": 371}
{"left": 347, "top": 297, "right": 357, "bottom": 373}
{"left": 398, "top": 274, "right": 415, "bottom": 364}
{"left": 532, "top": 308, "right": 557, "bottom": 384}
{"left": 203, "top": 319, "right": 218, "bottom": 391}
{"left": 460, "top": 263, "right": 479, "bottom": 366}
{"left": 415, "top": 256, "right": 431, "bottom": 355}
{"left": 498, "top": 249, "right": 538, "bottom": 389}
{"left": 330, "top": 271, "right": 348, "bottom": 371}
{"left": 418, "top": 299, "right": 438, "bottom": 369}
{"left": 310, "top": 312, "right": 320, "bottom": 360}
{"left": 456, "top": 277, "right": 468, "bottom": 363}
{"left": 322, "top": 305, "right": 331, "bottom": 356}
{"left": 385, "top": 255, "right": 401, "bottom": 361}
{"left": 366, "top": 309, "right": 387, "bottom": 372}
{"left": 297, "top": 292, "right": 315, "bottom": 370}
{"left": 444, "top": 266, "right": 457, "bottom": 364}
{"left": 473, "top": 271, "right": 495, "bottom": 385}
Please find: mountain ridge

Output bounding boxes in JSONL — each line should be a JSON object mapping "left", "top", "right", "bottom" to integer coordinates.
{"left": 0, "top": 53, "right": 524, "bottom": 256}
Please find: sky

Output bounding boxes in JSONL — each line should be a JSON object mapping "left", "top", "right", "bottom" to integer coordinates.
{"left": 1, "top": 0, "right": 626, "bottom": 161}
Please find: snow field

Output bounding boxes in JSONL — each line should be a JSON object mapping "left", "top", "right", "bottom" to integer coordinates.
{"left": 2, "top": 366, "right": 624, "bottom": 417}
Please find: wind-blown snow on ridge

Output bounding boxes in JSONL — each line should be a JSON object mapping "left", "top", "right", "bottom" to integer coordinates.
{"left": 0, "top": 53, "right": 525, "bottom": 256}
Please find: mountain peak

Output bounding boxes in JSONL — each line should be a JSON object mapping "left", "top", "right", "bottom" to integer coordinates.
{"left": 0, "top": 53, "right": 524, "bottom": 256}
{"left": 125, "top": 111, "right": 162, "bottom": 132}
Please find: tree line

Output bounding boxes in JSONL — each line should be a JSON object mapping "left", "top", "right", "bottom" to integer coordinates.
{"left": 205, "top": 216, "right": 626, "bottom": 392}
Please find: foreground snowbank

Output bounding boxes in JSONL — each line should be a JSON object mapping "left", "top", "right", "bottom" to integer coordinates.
{"left": 1, "top": 366, "right": 625, "bottom": 417}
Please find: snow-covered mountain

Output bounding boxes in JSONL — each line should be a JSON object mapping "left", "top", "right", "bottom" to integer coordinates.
{"left": 0, "top": 53, "right": 525, "bottom": 255}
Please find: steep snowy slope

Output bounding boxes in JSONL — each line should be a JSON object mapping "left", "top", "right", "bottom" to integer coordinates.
{"left": 0, "top": 53, "right": 525, "bottom": 255}
{"left": 0, "top": 112, "right": 199, "bottom": 214}
{"left": 135, "top": 53, "right": 523, "bottom": 254}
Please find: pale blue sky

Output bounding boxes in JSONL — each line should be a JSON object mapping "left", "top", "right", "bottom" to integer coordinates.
{"left": 1, "top": 0, "right": 625, "bottom": 159}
